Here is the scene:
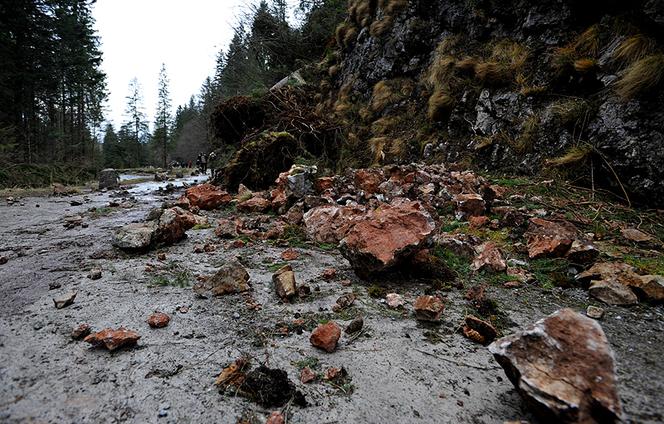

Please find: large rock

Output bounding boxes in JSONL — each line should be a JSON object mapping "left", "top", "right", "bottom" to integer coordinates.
{"left": 155, "top": 207, "right": 197, "bottom": 244}
{"left": 340, "top": 200, "right": 436, "bottom": 277}
{"left": 113, "top": 222, "right": 157, "bottom": 251}
{"left": 193, "top": 261, "right": 251, "bottom": 297}
{"left": 489, "top": 309, "right": 623, "bottom": 423}
{"left": 98, "top": 169, "right": 119, "bottom": 190}
{"left": 303, "top": 204, "right": 366, "bottom": 244}
{"left": 184, "top": 184, "right": 231, "bottom": 210}
{"left": 633, "top": 275, "right": 664, "bottom": 302}
{"left": 525, "top": 218, "right": 577, "bottom": 259}
{"left": 588, "top": 280, "right": 639, "bottom": 305}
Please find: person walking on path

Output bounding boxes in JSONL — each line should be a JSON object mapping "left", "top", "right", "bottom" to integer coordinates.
{"left": 200, "top": 152, "right": 207, "bottom": 174}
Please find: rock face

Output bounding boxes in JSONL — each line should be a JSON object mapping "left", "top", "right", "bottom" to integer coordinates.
{"left": 193, "top": 261, "right": 251, "bottom": 297}
{"left": 489, "top": 309, "right": 623, "bottom": 423}
{"left": 98, "top": 169, "right": 119, "bottom": 190}
{"left": 184, "top": 184, "right": 231, "bottom": 210}
{"left": 338, "top": 200, "right": 436, "bottom": 277}
{"left": 113, "top": 222, "right": 156, "bottom": 251}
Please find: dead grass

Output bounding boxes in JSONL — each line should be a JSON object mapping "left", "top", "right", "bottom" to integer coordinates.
{"left": 546, "top": 145, "right": 593, "bottom": 167}
{"left": 611, "top": 35, "right": 656, "bottom": 68}
{"left": 573, "top": 58, "right": 598, "bottom": 74}
{"left": 474, "top": 41, "right": 529, "bottom": 86}
{"left": 574, "top": 25, "right": 600, "bottom": 57}
{"left": 370, "top": 16, "right": 393, "bottom": 37}
{"left": 379, "top": 0, "right": 408, "bottom": 14}
{"left": 427, "top": 89, "right": 455, "bottom": 122}
{"left": 369, "top": 136, "right": 389, "bottom": 164}
{"left": 370, "top": 79, "right": 413, "bottom": 112}
{"left": 552, "top": 25, "right": 600, "bottom": 75}
{"left": 551, "top": 98, "right": 590, "bottom": 126}
{"left": 475, "top": 62, "right": 512, "bottom": 85}
{"left": 512, "top": 115, "right": 539, "bottom": 153}
{"left": 615, "top": 54, "right": 664, "bottom": 99}
{"left": 353, "top": 0, "right": 376, "bottom": 27}
{"left": 371, "top": 116, "right": 400, "bottom": 135}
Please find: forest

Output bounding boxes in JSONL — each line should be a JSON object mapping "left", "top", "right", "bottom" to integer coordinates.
{"left": 0, "top": 0, "right": 346, "bottom": 187}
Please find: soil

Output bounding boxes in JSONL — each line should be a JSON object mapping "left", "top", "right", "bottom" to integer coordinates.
{"left": 0, "top": 176, "right": 662, "bottom": 423}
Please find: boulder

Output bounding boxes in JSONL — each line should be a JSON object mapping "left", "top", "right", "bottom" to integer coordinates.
{"left": 303, "top": 204, "right": 366, "bottom": 244}
{"left": 633, "top": 275, "right": 664, "bottom": 302}
{"left": 237, "top": 196, "right": 272, "bottom": 213}
{"left": 340, "top": 200, "right": 436, "bottom": 277}
{"left": 589, "top": 280, "right": 638, "bottom": 305}
{"left": 155, "top": 207, "right": 197, "bottom": 244}
{"left": 184, "top": 184, "right": 231, "bottom": 210}
{"left": 489, "top": 309, "right": 623, "bottom": 423}
{"left": 193, "top": 261, "right": 251, "bottom": 297}
{"left": 454, "top": 193, "right": 486, "bottom": 219}
{"left": 214, "top": 218, "right": 237, "bottom": 239}
{"left": 354, "top": 168, "right": 384, "bottom": 195}
{"left": 310, "top": 322, "right": 341, "bottom": 353}
{"left": 98, "top": 169, "right": 119, "bottom": 190}
{"left": 113, "top": 222, "right": 156, "bottom": 251}
{"left": 566, "top": 240, "right": 600, "bottom": 264}
{"left": 525, "top": 218, "right": 577, "bottom": 259}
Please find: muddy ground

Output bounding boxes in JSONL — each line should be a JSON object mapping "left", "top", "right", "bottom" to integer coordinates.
{"left": 0, "top": 176, "right": 662, "bottom": 424}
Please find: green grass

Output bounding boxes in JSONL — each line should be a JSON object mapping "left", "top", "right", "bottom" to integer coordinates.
{"left": 192, "top": 222, "right": 212, "bottom": 230}
{"left": 622, "top": 254, "right": 664, "bottom": 275}
{"left": 282, "top": 225, "right": 309, "bottom": 248}
{"left": 530, "top": 258, "right": 570, "bottom": 289}
{"left": 88, "top": 207, "right": 114, "bottom": 218}
{"left": 489, "top": 177, "right": 530, "bottom": 187}
{"left": 150, "top": 261, "right": 193, "bottom": 287}
{"left": 432, "top": 246, "right": 472, "bottom": 278}
{"left": 267, "top": 262, "right": 289, "bottom": 272}
{"left": 293, "top": 357, "right": 320, "bottom": 370}
{"left": 440, "top": 220, "right": 466, "bottom": 233}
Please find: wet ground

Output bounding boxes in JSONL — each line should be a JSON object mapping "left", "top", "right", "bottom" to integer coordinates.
{"left": 0, "top": 176, "right": 662, "bottom": 423}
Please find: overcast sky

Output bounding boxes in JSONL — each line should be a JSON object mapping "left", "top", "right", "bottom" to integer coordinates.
{"left": 93, "top": 0, "right": 253, "bottom": 130}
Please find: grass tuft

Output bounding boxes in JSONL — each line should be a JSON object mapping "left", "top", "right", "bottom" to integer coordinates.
{"left": 615, "top": 54, "right": 664, "bottom": 99}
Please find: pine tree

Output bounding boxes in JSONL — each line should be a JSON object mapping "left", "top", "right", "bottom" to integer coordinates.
{"left": 123, "top": 78, "right": 149, "bottom": 147}
{"left": 153, "top": 64, "right": 173, "bottom": 168}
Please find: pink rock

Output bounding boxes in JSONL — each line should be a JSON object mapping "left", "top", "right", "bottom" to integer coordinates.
{"left": 84, "top": 327, "right": 140, "bottom": 351}
{"left": 525, "top": 218, "right": 577, "bottom": 259}
{"left": 238, "top": 196, "right": 272, "bottom": 213}
{"left": 184, "top": 184, "right": 231, "bottom": 210}
{"left": 472, "top": 242, "right": 506, "bottom": 272}
{"left": 147, "top": 312, "right": 170, "bottom": 328}
{"left": 413, "top": 295, "right": 445, "bottom": 322}
{"left": 454, "top": 193, "right": 486, "bottom": 219}
{"left": 310, "top": 322, "right": 341, "bottom": 353}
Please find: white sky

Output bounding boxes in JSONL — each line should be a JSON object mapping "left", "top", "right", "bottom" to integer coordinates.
{"left": 93, "top": 0, "right": 254, "bottom": 130}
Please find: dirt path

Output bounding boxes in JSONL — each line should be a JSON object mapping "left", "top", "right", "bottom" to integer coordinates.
{"left": 0, "top": 179, "right": 662, "bottom": 423}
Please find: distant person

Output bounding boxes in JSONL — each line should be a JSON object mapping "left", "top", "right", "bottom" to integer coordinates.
{"left": 195, "top": 154, "right": 202, "bottom": 174}
{"left": 208, "top": 152, "right": 217, "bottom": 180}
{"left": 200, "top": 152, "right": 207, "bottom": 174}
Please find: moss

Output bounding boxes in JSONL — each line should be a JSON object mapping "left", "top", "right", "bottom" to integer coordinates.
{"left": 367, "top": 284, "right": 387, "bottom": 298}
{"left": 431, "top": 245, "right": 472, "bottom": 279}
{"left": 615, "top": 54, "right": 664, "bottom": 99}
{"left": 530, "top": 258, "right": 571, "bottom": 289}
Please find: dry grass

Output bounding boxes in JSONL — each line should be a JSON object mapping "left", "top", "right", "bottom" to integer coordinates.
{"left": 379, "top": 0, "right": 409, "bottom": 15}
{"left": 574, "top": 25, "right": 600, "bottom": 57}
{"left": 328, "top": 65, "right": 339, "bottom": 77}
{"left": 573, "top": 58, "right": 598, "bottom": 74}
{"left": 612, "top": 35, "right": 656, "bottom": 68}
{"left": 455, "top": 57, "right": 478, "bottom": 76}
{"left": 552, "top": 25, "right": 600, "bottom": 75}
{"left": 551, "top": 98, "right": 589, "bottom": 126}
{"left": 370, "top": 16, "right": 393, "bottom": 37}
{"left": 475, "top": 62, "right": 512, "bottom": 85}
{"left": 343, "top": 26, "right": 359, "bottom": 47}
{"left": 370, "top": 79, "right": 413, "bottom": 112}
{"left": 615, "top": 54, "right": 664, "bottom": 99}
{"left": 513, "top": 115, "right": 539, "bottom": 153}
{"left": 353, "top": 0, "right": 376, "bottom": 27}
{"left": 475, "top": 41, "right": 529, "bottom": 86}
{"left": 426, "top": 55, "right": 457, "bottom": 89}
{"left": 547, "top": 145, "right": 593, "bottom": 167}
{"left": 371, "top": 116, "right": 400, "bottom": 135}
{"left": 369, "top": 136, "right": 389, "bottom": 164}
{"left": 427, "top": 89, "right": 455, "bottom": 122}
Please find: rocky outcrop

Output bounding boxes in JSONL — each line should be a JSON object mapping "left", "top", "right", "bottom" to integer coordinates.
{"left": 489, "top": 309, "right": 623, "bottom": 423}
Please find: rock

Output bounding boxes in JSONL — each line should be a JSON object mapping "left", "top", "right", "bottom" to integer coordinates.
{"left": 310, "top": 322, "right": 341, "bottom": 353}
{"left": 70, "top": 200, "right": 82, "bottom": 206}
{"left": 113, "top": 222, "right": 156, "bottom": 251}
{"left": 280, "top": 248, "right": 299, "bottom": 261}
{"left": 87, "top": 268, "right": 102, "bottom": 280}
{"left": 489, "top": 309, "right": 623, "bottom": 423}
{"left": 0, "top": 256, "right": 7, "bottom": 265}
{"left": 155, "top": 207, "right": 197, "bottom": 244}
{"left": 332, "top": 293, "right": 356, "bottom": 312}
{"left": 354, "top": 168, "right": 384, "bottom": 194}
{"left": 214, "top": 218, "right": 237, "bottom": 238}
{"left": 345, "top": 315, "right": 364, "bottom": 334}
{"left": 157, "top": 252, "right": 166, "bottom": 261}
{"left": 266, "top": 411, "right": 285, "bottom": 424}
{"left": 413, "top": 295, "right": 445, "bottom": 322}
{"left": 303, "top": 204, "right": 366, "bottom": 244}
{"left": 469, "top": 215, "right": 490, "bottom": 229}
{"left": 506, "top": 267, "right": 533, "bottom": 284}
{"left": 525, "top": 218, "right": 577, "bottom": 259}
{"left": 589, "top": 280, "right": 639, "bottom": 305}
{"left": 576, "top": 262, "right": 642, "bottom": 287}
{"left": 472, "top": 242, "right": 506, "bottom": 272}
{"left": 315, "top": 176, "right": 334, "bottom": 193}
{"left": 632, "top": 275, "right": 664, "bottom": 302}
{"left": 566, "top": 240, "right": 600, "bottom": 264}
{"left": 285, "top": 164, "right": 317, "bottom": 198}
{"left": 193, "top": 261, "right": 251, "bottom": 297}
{"left": 300, "top": 367, "right": 316, "bottom": 384}
{"left": 71, "top": 323, "right": 92, "bottom": 340}
{"left": 321, "top": 268, "right": 337, "bottom": 280}
{"left": 98, "top": 169, "right": 119, "bottom": 190}
{"left": 462, "top": 315, "right": 497, "bottom": 345}
{"left": 324, "top": 367, "right": 346, "bottom": 381}
{"left": 147, "top": 312, "right": 171, "bottom": 328}
{"left": 154, "top": 172, "right": 168, "bottom": 182}
{"left": 238, "top": 196, "right": 272, "bottom": 213}
{"left": 238, "top": 365, "right": 307, "bottom": 407}
{"left": 586, "top": 305, "right": 604, "bottom": 319}
{"left": 340, "top": 200, "right": 436, "bottom": 277}
{"left": 385, "top": 293, "right": 405, "bottom": 309}
{"left": 53, "top": 291, "right": 76, "bottom": 309}
{"left": 52, "top": 183, "right": 76, "bottom": 196}
{"left": 273, "top": 265, "right": 297, "bottom": 300}
{"left": 84, "top": 327, "right": 140, "bottom": 351}
{"left": 454, "top": 193, "right": 486, "bottom": 219}
{"left": 621, "top": 228, "right": 653, "bottom": 243}
{"left": 184, "top": 184, "right": 231, "bottom": 210}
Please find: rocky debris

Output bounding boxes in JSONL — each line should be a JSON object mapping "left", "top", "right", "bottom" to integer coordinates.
{"left": 339, "top": 200, "right": 436, "bottom": 277}
{"left": 621, "top": 228, "right": 653, "bottom": 243}
{"left": 300, "top": 367, "right": 316, "bottom": 384}
{"left": 238, "top": 196, "right": 272, "bottom": 213}
{"left": 157, "top": 252, "right": 166, "bottom": 261}
{"left": 472, "top": 242, "right": 506, "bottom": 272}
{"left": 324, "top": 367, "right": 347, "bottom": 382}
{"left": 215, "top": 357, "right": 249, "bottom": 389}
{"left": 321, "top": 268, "right": 337, "bottom": 280}
{"left": 489, "top": 309, "right": 623, "bottom": 423}
{"left": 413, "top": 295, "right": 445, "bottom": 322}
{"left": 154, "top": 173, "right": 168, "bottom": 182}
{"left": 385, "top": 293, "right": 405, "bottom": 309}
{"left": 98, "top": 169, "right": 119, "bottom": 190}
{"left": 454, "top": 193, "right": 486, "bottom": 219}
{"left": 633, "top": 275, "right": 664, "bottom": 302}
{"left": 70, "top": 200, "right": 82, "bottom": 206}
{"left": 147, "top": 312, "right": 171, "bottom": 328}
{"left": 214, "top": 218, "right": 237, "bottom": 239}
{"left": 354, "top": 168, "right": 384, "bottom": 195}
{"left": 193, "top": 261, "right": 251, "bottom": 297}
{"left": 71, "top": 323, "right": 92, "bottom": 340}
{"left": 87, "top": 268, "right": 102, "bottom": 280}
{"left": 468, "top": 215, "right": 490, "bottom": 229}
{"left": 113, "top": 222, "right": 156, "bottom": 251}
{"left": 525, "top": 218, "right": 577, "bottom": 259}
{"left": 266, "top": 411, "right": 285, "bottom": 424}
{"left": 589, "top": 280, "right": 639, "bottom": 305}
{"left": 53, "top": 291, "right": 76, "bottom": 309}
{"left": 462, "top": 315, "right": 497, "bottom": 345}
{"left": 586, "top": 306, "right": 604, "bottom": 320}
{"left": 63, "top": 215, "right": 83, "bottom": 229}
{"left": 310, "top": 322, "right": 341, "bottom": 353}
{"left": 577, "top": 262, "right": 642, "bottom": 287}
{"left": 506, "top": 267, "right": 532, "bottom": 284}
{"left": 332, "top": 293, "right": 356, "bottom": 312}
{"left": 566, "top": 240, "right": 600, "bottom": 264}
{"left": 154, "top": 207, "right": 197, "bottom": 244}
{"left": 184, "top": 184, "right": 231, "bottom": 210}
{"left": 84, "top": 327, "right": 140, "bottom": 351}
{"left": 345, "top": 315, "right": 364, "bottom": 334}
{"left": 280, "top": 248, "right": 299, "bottom": 261}
{"left": 273, "top": 265, "right": 297, "bottom": 300}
